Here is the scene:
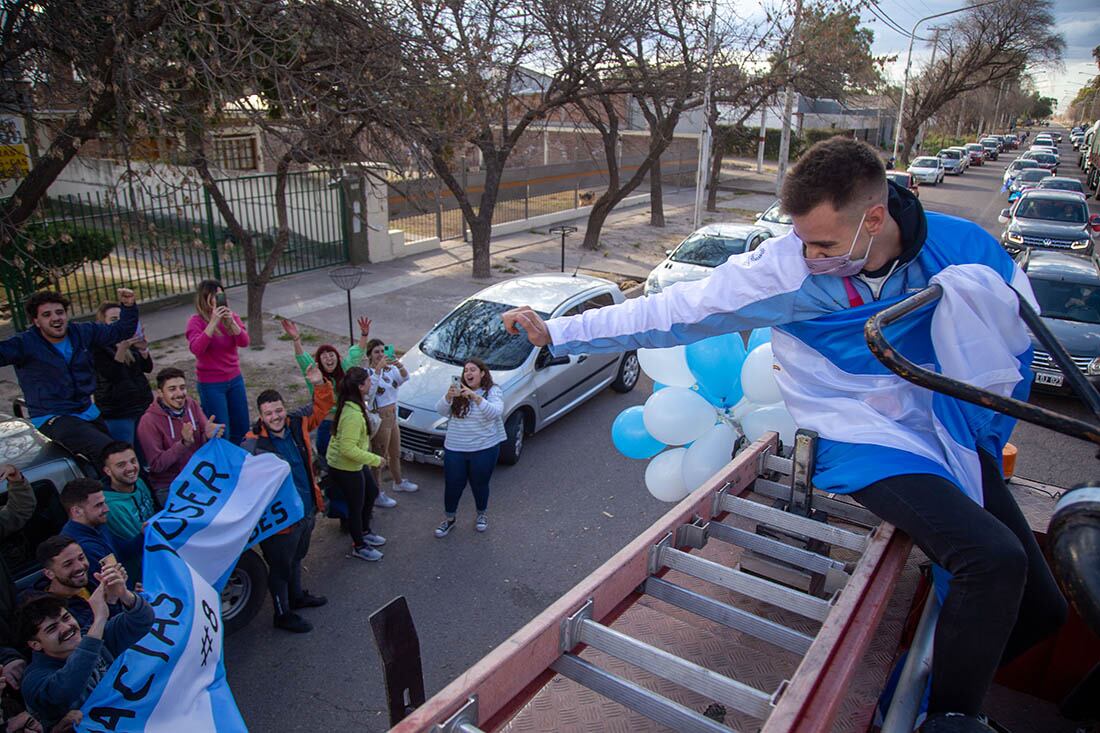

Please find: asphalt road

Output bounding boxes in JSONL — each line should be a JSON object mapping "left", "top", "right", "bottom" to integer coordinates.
{"left": 224, "top": 129, "right": 1100, "bottom": 731}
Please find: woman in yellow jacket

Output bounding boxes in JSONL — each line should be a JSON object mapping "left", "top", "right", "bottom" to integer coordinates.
{"left": 326, "top": 367, "right": 388, "bottom": 561}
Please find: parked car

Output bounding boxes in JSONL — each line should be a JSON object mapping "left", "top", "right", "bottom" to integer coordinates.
{"left": 964, "top": 144, "right": 986, "bottom": 165}
{"left": 979, "top": 139, "right": 1000, "bottom": 160}
{"left": 907, "top": 156, "right": 944, "bottom": 185}
{"left": 1006, "top": 168, "right": 1053, "bottom": 198}
{"left": 1036, "top": 177, "right": 1086, "bottom": 196}
{"left": 1003, "top": 158, "right": 1040, "bottom": 186}
{"left": 946, "top": 146, "right": 970, "bottom": 171}
{"left": 1017, "top": 249, "right": 1100, "bottom": 396}
{"left": 753, "top": 201, "right": 794, "bottom": 238}
{"left": 938, "top": 148, "right": 967, "bottom": 175}
{"left": 1021, "top": 150, "right": 1059, "bottom": 175}
{"left": 999, "top": 189, "right": 1100, "bottom": 257}
{"left": 645, "top": 224, "right": 772, "bottom": 295}
{"left": 395, "top": 274, "right": 640, "bottom": 466}
{"left": 0, "top": 412, "right": 269, "bottom": 633}
{"left": 886, "top": 171, "right": 920, "bottom": 198}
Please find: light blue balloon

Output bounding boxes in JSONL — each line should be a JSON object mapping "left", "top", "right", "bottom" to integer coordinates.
{"left": 611, "top": 405, "right": 666, "bottom": 459}
{"left": 653, "top": 381, "right": 668, "bottom": 393}
{"left": 685, "top": 333, "right": 747, "bottom": 408}
{"left": 747, "top": 327, "right": 772, "bottom": 351}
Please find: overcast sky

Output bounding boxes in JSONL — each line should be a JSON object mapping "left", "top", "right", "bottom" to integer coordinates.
{"left": 857, "top": 0, "right": 1098, "bottom": 115}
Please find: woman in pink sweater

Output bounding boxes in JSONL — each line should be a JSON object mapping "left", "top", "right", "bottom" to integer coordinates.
{"left": 185, "top": 280, "right": 250, "bottom": 445}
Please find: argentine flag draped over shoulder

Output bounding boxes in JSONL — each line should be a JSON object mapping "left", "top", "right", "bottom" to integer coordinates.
{"left": 78, "top": 439, "right": 304, "bottom": 732}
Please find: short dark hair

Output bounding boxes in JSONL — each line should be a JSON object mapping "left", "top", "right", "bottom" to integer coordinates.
{"left": 17, "top": 594, "right": 69, "bottom": 645}
{"left": 101, "top": 440, "right": 135, "bottom": 467}
{"left": 24, "top": 290, "right": 70, "bottom": 322}
{"left": 781, "top": 136, "right": 886, "bottom": 217}
{"left": 59, "top": 478, "right": 104, "bottom": 511}
{"left": 256, "top": 389, "right": 283, "bottom": 410}
{"left": 35, "top": 534, "right": 78, "bottom": 567}
{"left": 156, "top": 366, "right": 187, "bottom": 389}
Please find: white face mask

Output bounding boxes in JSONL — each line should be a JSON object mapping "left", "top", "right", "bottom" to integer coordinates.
{"left": 804, "top": 210, "right": 874, "bottom": 277}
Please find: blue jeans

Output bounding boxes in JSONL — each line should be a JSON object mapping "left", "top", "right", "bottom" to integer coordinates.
{"left": 103, "top": 416, "right": 146, "bottom": 465}
{"left": 316, "top": 418, "right": 333, "bottom": 461}
{"left": 197, "top": 374, "right": 251, "bottom": 446}
{"left": 443, "top": 445, "right": 500, "bottom": 515}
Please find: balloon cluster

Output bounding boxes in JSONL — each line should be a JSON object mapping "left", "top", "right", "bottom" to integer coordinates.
{"left": 611, "top": 328, "right": 797, "bottom": 503}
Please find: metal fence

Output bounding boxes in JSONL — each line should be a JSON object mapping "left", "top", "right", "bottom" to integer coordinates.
{"left": 2, "top": 170, "right": 348, "bottom": 330}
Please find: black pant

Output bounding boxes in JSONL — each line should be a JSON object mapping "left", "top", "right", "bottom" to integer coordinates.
{"left": 329, "top": 467, "right": 378, "bottom": 549}
{"left": 851, "top": 449, "right": 1067, "bottom": 716}
{"left": 259, "top": 514, "right": 315, "bottom": 616}
{"left": 39, "top": 415, "right": 114, "bottom": 468}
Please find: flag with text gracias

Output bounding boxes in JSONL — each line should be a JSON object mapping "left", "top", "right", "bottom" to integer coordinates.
{"left": 78, "top": 439, "right": 303, "bottom": 732}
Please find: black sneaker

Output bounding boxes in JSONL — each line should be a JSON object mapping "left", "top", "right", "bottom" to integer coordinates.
{"left": 290, "top": 591, "right": 328, "bottom": 610}
{"left": 434, "top": 517, "right": 456, "bottom": 538}
{"left": 274, "top": 612, "right": 313, "bottom": 633}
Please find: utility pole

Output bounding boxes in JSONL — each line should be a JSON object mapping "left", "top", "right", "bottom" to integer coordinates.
{"left": 914, "top": 27, "right": 942, "bottom": 150}
{"left": 992, "top": 80, "right": 1005, "bottom": 132}
{"left": 775, "top": 0, "right": 804, "bottom": 197}
{"left": 757, "top": 106, "right": 767, "bottom": 173}
{"left": 691, "top": 0, "right": 718, "bottom": 229}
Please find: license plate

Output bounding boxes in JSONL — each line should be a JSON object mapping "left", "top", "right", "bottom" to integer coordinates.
{"left": 401, "top": 450, "right": 416, "bottom": 462}
{"left": 1035, "top": 371, "right": 1063, "bottom": 387}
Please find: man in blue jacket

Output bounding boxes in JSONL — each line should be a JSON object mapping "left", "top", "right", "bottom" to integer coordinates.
{"left": 59, "top": 478, "right": 140, "bottom": 586}
{"left": 503, "top": 137, "right": 1067, "bottom": 733}
{"left": 0, "top": 288, "right": 139, "bottom": 464}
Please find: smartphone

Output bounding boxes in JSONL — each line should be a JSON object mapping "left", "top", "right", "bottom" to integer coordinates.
{"left": 133, "top": 320, "right": 145, "bottom": 341}
{"left": 215, "top": 292, "right": 228, "bottom": 308}
{"left": 451, "top": 375, "right": 462, "bottom": 389}
{"left": 101, "top": 553, "right": 117, "bottom": 568}
{"left": 384, "top": 344, "right": 395, "bottom": 359}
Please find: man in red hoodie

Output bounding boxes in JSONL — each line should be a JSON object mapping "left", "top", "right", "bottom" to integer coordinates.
{"left": 136, "top": 367, "right": 224, "bottom": 506}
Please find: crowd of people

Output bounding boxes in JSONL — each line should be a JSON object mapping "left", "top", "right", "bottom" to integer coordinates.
{"left": 0, "top": 277, "right": 507, "bottom": 729}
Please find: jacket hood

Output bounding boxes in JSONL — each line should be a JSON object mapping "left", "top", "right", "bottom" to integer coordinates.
{"left": 864, "top": 181, "right": 928, "bottom": 278}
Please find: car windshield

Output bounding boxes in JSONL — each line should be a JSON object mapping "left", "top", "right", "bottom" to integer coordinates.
{"left": 761, "top": 204, "right": 792, "bottom": 224}
{"left": 1010, "top": 160, "right": 1039, "bottom": 171}
{"left": 1038, "top": 179, "right": 1084, "bottom": 193}
{"left": 912, "top": 157, "right": 939, "bottom": 167}
{"left": 1015, "top": 198, "right": 1087, "bottom": 223}
{"left": 1016, "top": 170, "right": 1051, "bottom": 183}
{"left": 1026, "top": 153, "right": 1056, "bottom": 164}
{"left": 966, "top": 145, "right": 983, "bottom": 152}
{"left": 1029, "top": 279, "right": 1100, "bottom": 324}
{"left": 671, "top": 233, "right": 750, "bottom": 267}
{"left": 938, "top": 150, "right": 960, "bottom": 159}
{"left": 886, "top": 173, "right": 911, "bottom": 187}
{"left": 420, "top": 299, "right": 549, "bottom": 371}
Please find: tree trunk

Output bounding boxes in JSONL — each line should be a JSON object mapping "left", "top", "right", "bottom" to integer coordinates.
{"left": 582, "top": 194, "right": 617, "bottom": 250}
{"left": 246, "top": 279, "right": 265, "bottom": 347}
{"left": 649, "top": 157, "right": 665, "bottom": 227}
{"left": 706, "top": 130, "right": 725, "bottom": 211}
{"left": 469, "top": 217, "right": 492, "bottom": 278}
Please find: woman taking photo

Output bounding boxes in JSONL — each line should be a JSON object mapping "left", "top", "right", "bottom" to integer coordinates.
{"left": 92, "top": 301, "right": 154, "bottom": 449}
{"left": 365, "top": 338, "right": 417, "bottom": 508}
{"left": 326, "top": 367, "right": 388, "bottom": 562}
{"left": 433, "top": 358, "right": 506, "bottom": 538}
{"left": 281, "top": 316, "right": 371, "bottom": 457}
{"left": 186, "top": 280, "right": 250, "bottom": 445}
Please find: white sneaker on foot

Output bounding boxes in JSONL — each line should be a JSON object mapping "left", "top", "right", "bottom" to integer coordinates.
{"left": 374, "top": 491, "right": 397, "bottom": 508}
{"left": 393, "top": 479, "right": 419, "bottom": 492}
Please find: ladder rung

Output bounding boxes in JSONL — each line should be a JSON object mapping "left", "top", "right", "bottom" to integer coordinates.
{"left": 644, "top": 577, "right": 813, "bottom": 656}
{"left": 751, "top": 479, "right": 881, "bottom": 529}
{"left": 753, "top": 477, "right": 795, "bottom": 502}
{"left": 576, "top": 617, "right": 774, "bottom": 719}
{"left": 707, "top": 522, "right": 847, "bottom": 576}
{"left": 551, "top": 653, "right": 737, "bottom": 733}
{"left": 721, "top": 495, "right": 869, "bottom": 553}
{"left": 763, "top": 453, "right": 793, "bottom": 475}
{"left": 659, "top": 547, "right": 833, "bottom": 621}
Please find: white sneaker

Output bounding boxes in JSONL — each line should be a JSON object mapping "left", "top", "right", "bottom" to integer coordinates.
{"left": 393, "top": 479, "right": 419, "bottom": 492}
{"left": 374, "top": 491, "right": 397, "bottom": 508}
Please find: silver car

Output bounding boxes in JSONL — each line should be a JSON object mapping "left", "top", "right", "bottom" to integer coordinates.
{"left": 644, "top": 223, "right": 772, "bottom": 295}
{"left": 753, "top": 201, "right": 794, "bottom": 238}
{"left": 395, "top": 274, "right": 641, "bottom": 466}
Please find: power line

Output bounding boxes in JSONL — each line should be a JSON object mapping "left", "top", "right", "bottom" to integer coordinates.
{"left": 865, "top": 1, "right": 930, "bottom": 42}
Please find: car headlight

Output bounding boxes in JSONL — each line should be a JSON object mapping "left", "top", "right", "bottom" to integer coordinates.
{"left": 1089, "top": 357, "right": 1100, "bottom": 376}
{"left": 1006, "top": 231, "right": 1024, "bottom": 244}
{"left": 1072, "top": 239, "right": 1091, "bottom": 250}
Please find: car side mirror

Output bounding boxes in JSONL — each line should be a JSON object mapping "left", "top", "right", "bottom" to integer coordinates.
{"left": 665, "top": 249, "right": 673, "bottom": 256}
{"left": 535, "top": 347, "right": 569, "bottom": 370}
{"left": 998, "top": 209, "right": 1011, "bottom": 224}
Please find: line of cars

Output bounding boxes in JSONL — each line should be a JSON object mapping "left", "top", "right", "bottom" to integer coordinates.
{"left": 904, "top": 133, "right": 1020, "bottom": 191}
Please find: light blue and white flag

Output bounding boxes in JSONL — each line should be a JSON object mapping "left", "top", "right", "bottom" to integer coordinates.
{"left": 78, "top": 439, "right": 304, "bottom": 732}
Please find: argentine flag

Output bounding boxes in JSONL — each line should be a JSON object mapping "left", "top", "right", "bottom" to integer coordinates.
{"left": 78, "top": 439, "right": 304, "bottom": 732}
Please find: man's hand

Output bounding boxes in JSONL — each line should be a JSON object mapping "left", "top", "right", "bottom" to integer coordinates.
{"left": 280, "top": 318, "right": 300, "bottom": 341}
{"left": 87, "top": 583, "right": 110, "bottom": 625}
{"left": 0, "top": 464, "right": 23, "bottom": 484}
{"left": 204, "top": 416, "right": 224, "bottom": 440}
{"left": 97, "top": 562, "right": 127, "bottom": 605}
{"left": 8, "top": 710, "right": 43, "bottom": 732}
{"left": 181, "top": 421, "right": 195, "bottom": 446}
{"left": 49, "top": 711, "right": 81, "bottom": 733}
{"left": 502, "top": 306, "right": 551, "bottom": 347}
{"left": 2, "top": 658, "right": 26, "bottom": 690}
{"left": 305, "top": 364, "right": 324, "bottom": 385}
{"left": 116, "top": 288, "right": 136, "bottom": 307}
{"left": 357, "top": 315, "right": 372, "bottom": 338}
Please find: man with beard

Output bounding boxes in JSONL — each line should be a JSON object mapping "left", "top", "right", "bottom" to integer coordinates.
{"left": 0, "top": 289, "right": 139, "bottom": 466}
{"left": 34, "top": 536, "right": 124, "bottom": 632}
{"left": 18, "top": 564, "right": 151, "bottom": 730}
{"left": 137, "top": 367, "right": 224, "bottom": 506}
{"left": 241, "top": 364, "right": 333, "bottom": 633}
{"left": 99, "top": 442, "right": 156, "bottom": 548}
{"left": 58, "top": 479, "right": 139, "bottom": 587}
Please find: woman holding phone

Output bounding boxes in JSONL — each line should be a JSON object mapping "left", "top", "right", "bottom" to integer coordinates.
{"left": 433, "top": 358, "right": 506, "bottom": 537}
{"left": 186, "top": 280, "right": 250, "bottom": 445}
{"left": 365, "top": 339, "right": 416, "bottom": 507}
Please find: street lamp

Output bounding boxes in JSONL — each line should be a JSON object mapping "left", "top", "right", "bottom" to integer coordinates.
{"left": 329, "top": 265, "right": 365, "bottom": 346}
{"left": 549, "top": 225, "right": 577, "bottom": 273}
{"left": 892, "top": 1, "right": 1001, "bottom": 162}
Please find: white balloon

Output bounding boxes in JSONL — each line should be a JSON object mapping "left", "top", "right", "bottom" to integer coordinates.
{"left": 645, "top": 448, "right": 690, "bottom": 502}
{"left": 682, "top": 422, "right": 738, "bottom": 489}
{"left": 637, "top": 346, "right": 696, "bottom": 388}
{"left": 731, "top": 397, "right": 758, "bottom": 422}
{"left": 643, "top": 387, "right": 717, "bottom": 445}
{"left": 741, "top": 344, "right": 782, "bottom": 405}
{"left": 740, "top": 403, "right": 797, "bottom": 445}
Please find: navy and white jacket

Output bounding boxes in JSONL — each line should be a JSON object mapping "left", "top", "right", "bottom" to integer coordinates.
{"left": 547, "top": 184, "right": 1034, "bottom": 504}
